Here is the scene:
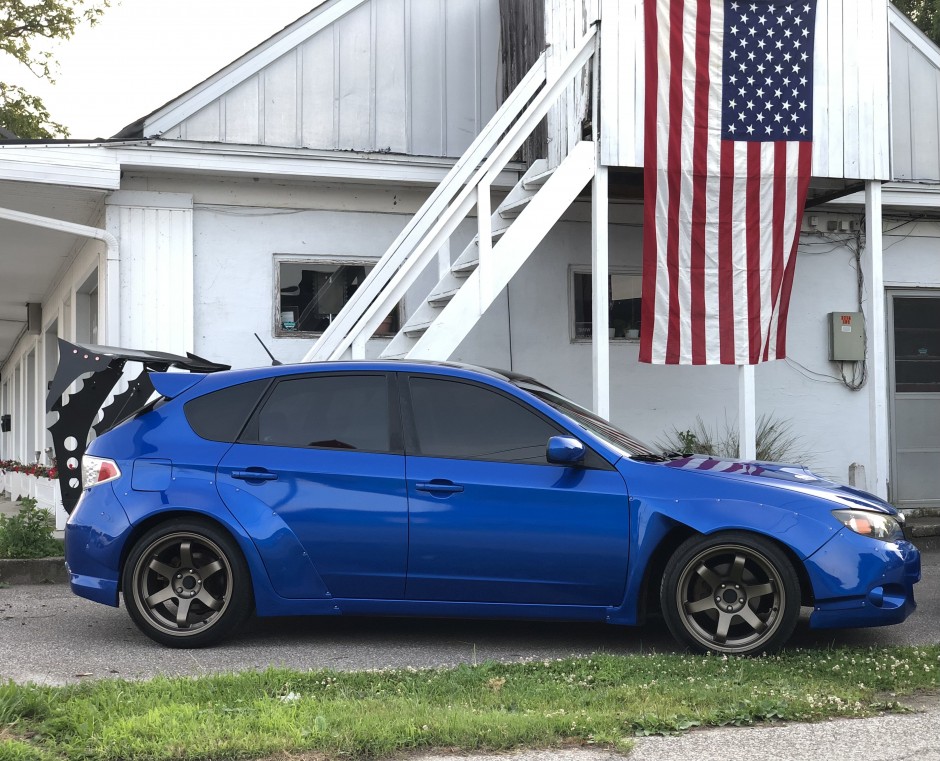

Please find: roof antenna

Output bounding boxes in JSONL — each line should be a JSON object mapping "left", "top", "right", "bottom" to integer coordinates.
{"left": 254, "top": 333, "right": 283, "bottom": 366}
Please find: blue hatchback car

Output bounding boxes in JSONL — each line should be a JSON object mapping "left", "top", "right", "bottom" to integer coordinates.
{"left": 53, "top": 341, "right": 920, "bottom": 654}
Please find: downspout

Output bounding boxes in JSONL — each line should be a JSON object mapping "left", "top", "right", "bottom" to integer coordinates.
{"left": 0, "top": 206, "right": 120, "bottom": 350}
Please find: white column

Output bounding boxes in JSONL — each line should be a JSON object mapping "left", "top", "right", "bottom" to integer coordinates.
{"left": 351, "top": 334, "right": 367, "bottom": 360}
{"left": 738, "top": 364, "right": 757, "bottom": 460}
{"left": 592, "top": 160, "right": 610, "bottom": 418}
{"left": 864, "top": 181, "right": 889, "bottom": 499}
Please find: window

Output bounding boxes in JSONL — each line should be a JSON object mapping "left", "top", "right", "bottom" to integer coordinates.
{"left": 185, "top": 379, "right": 270, "bottom": 442}
{"left": 894, "top": 297, "right": 940, "bottom": 393}
{"left": 250, "top": 375, "right": 392, "bottom": 453}
{"left": 407, "top": 377, "right": 561, "bottom": 464}
{"left": 571, "top": 269, "right": 642, "bottom": 341}
{"left": 276, "top": 258, "right": 400, "bottom": 337}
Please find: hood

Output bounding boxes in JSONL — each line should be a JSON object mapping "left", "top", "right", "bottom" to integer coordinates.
{"left": 661, "top": 455, "right": 896, "bottom": 514}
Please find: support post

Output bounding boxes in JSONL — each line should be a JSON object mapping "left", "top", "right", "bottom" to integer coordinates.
{"left": 738, "top": 364, "right": 757, "bottom": 460}
{"left": 864, "top": 181, "right": 889, "bottom": 499}
{"left": 351, "top": 334, "right": 367, "bottom": 360}
{"left": 592, "top": 160, "right": 610, "bottom": 419}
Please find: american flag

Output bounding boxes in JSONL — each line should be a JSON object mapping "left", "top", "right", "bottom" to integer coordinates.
{"left": 639, "top": 0, "right": 818, "bottom": 365}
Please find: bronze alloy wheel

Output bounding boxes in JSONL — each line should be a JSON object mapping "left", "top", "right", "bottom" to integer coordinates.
{"left": 662, "top": 533, "right": 800, "bottom": 655}
{"left": 123, "top": 520, "right": 252, "bottom": 647}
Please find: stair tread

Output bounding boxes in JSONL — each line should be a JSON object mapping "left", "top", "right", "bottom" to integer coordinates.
{"left": 452, "top": 258, "right": 479, "bottom": 273}
{"left": 522, "top": 168, "right": 555, "bottom": 190}
{"left": 904, "top": 515, "right": 940, "bottom": 538}
{"left": 900, "top": 507, "right": 940, "bottom": 519}
{"left": 427, "top": 288, "right": 459, "bottom": 304}
{"left": 403, "top": 320, "right": 433, "bottom": 335}
{"left": 498, "top": 195, "right": 534, "bottom": 218}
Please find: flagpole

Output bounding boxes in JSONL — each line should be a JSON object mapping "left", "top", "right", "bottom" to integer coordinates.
{"left": 739, "top": 364, "right": 757, "bottom": 460}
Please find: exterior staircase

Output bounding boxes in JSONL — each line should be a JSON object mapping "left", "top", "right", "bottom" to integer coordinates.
{"left": 303, "top": 26, "right": 598, "bottom": 364}
{"left": 382, "top": 143, "right": 595, "bottom": 360}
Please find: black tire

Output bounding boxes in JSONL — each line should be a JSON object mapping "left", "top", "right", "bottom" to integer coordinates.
{"left": 660, "top": 531, "right": 801, "bottom": 655}
{"left": 122, "top": 518, "right": 253, "bottom": 647}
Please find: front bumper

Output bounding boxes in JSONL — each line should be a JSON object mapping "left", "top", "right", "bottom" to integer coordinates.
{"left": 806, "top": 528, "right": 921, "bottom": 629}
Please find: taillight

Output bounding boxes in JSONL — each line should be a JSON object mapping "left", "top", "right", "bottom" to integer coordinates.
{"left": 82, "top": 456, "right": 121, "bottom": 489}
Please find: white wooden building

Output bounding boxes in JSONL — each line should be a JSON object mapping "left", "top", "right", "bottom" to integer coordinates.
{"left": 1, "top": 0, "right": 939, "bottom": 517}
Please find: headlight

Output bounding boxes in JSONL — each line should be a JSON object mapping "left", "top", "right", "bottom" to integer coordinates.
{"left": 832, "top": 509, "right": 904, "bottom": 542}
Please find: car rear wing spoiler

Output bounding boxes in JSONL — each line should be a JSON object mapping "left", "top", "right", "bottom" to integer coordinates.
{"left": 45, "top": 339, "right": 230, "bottom": 513}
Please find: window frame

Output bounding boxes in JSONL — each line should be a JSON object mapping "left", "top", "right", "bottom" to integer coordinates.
{"left": 238, "top": 371, "right": 403, "bottom": 455}
{"left": 273, "top": 254, "right": 402, "bottom": 339}
{"left": 568, "top": 265, "right": 643, "bottom": 344}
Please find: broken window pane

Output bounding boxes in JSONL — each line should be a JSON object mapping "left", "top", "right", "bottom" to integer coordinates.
{"left": 277, "top": 260, "right": 400, "bottom": 337}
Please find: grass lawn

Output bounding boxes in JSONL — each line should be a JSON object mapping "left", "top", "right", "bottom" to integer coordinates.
{"left": 1, "top": 646, "right": 938, "bottom": 761}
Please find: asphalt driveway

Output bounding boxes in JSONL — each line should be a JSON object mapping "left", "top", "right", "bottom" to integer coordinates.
{"left": 1, "top": 547, "right": 938, "bottom": 686}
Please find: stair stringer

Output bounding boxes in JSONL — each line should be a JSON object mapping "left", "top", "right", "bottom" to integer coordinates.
{"left": 399, "top": 140, "right": 597, "bottom": 361}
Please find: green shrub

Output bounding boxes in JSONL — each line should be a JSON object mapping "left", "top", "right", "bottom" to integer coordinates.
{"left": 0, "top": 498, "right": 63, "bottom": 559}
{"left": 658, "top": 414, "right": 816, "bottom": 467}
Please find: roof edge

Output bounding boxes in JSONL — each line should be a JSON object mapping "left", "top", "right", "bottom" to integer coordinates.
{"left": 889, "top": 3, "right": 940, "bottom": 71}
{"left": 116, "top": 0, "right": 369, "bottom": 140}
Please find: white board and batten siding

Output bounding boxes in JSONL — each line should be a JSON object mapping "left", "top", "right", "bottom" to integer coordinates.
{"left": 889, "top": 6, "right": 940, "bottom": 183}
{"left": 600, "top": 0, "right": 891, "bottom": 181}
{"left": 544, "top": 0, "right": 598, "bottom": 168}
{"left": 158, "top": 0, "right": 500, "bottom": 159}
{"left": 104, "top": 192, "right": 195, "bottom": 356}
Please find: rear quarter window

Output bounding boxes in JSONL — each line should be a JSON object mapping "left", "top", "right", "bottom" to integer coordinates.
{"left": 183, "top": 379, "right": 270, "bottom": 442}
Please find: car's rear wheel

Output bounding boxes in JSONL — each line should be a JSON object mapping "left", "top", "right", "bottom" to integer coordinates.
{"left": 122, "top": 519, "right": 252, "bottom": 647}
{"left": 661, "top": 532, "right": 800, "bottom": 655}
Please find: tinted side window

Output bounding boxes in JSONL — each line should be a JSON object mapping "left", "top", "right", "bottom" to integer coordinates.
{"left": 253, "top": 375, "right": 391, "bottom": 452}
{"left": 184, "top": 379, "right": 270, "bottom": 442}
{"left": 408, "top": 377, "right": 560, "bottom": 464}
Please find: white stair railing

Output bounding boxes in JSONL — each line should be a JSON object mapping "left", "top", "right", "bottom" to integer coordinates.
{"left": 305, "top": 26, "right": 598, "bottom": 362}
{"left": 304, "top": 52, "right": 548, "bottom": 362}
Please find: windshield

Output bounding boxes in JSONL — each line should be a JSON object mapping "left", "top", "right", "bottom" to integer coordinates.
{"left": 514, "top": 381, "right": 660, "bottom": 458}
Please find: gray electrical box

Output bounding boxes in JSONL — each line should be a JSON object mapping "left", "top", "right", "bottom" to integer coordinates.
{"left": 828, "top": 311, "right": 865, "bottom": 361}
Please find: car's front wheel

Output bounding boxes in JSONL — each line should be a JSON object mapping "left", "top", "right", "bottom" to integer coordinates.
{"left": 122, "top": 519, "right": 252, "bottom": 647}
{"left": 661, "top": 532, "right": 801, "bottom": 655}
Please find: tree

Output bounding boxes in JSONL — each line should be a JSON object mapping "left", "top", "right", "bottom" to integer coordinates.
{"left": 0, "top": 0, "right": 110, "bottom": 139}
{"left": 896, "top": 0, "right": 940, "bottom": 47}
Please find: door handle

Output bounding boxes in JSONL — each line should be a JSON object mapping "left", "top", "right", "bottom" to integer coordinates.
{"left": 416, "top": 480, "right": 464, "bottom": 494}
{"left": 231, "top": 469, "right": 278, "bottom": 482}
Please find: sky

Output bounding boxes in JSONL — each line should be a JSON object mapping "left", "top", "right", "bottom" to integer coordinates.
{"left": 0, "top": 0, "right": 323, "bottom": 139}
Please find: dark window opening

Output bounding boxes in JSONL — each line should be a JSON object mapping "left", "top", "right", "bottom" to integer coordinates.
{"left": 894, "top": 297, "right": 940, "bottom": 393}
{"left": 277, "top": 260, "right": 400, "bottom": 337}
{"left": 573, "top": 271, "right": 642, "bottom": 340}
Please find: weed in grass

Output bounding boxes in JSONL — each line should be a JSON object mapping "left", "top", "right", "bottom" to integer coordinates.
{"left": 0, "top": 647, "right": 938, "bottom": 760}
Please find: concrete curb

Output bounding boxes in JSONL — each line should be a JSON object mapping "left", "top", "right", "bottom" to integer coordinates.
{"left": 0, "top": 557, "right": 68, "bottom": 585}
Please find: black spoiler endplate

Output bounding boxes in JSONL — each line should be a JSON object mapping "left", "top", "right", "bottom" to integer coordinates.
{"left": 46, "top": 339, "right": 230, "bottom": 513}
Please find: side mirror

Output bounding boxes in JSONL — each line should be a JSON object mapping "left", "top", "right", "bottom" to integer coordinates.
{"left": 547, "top": 435, "right": 585, "bottom": 466}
